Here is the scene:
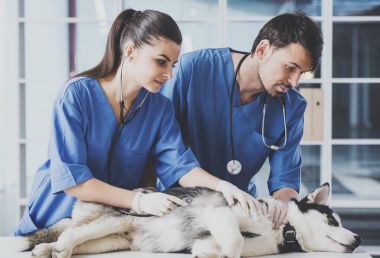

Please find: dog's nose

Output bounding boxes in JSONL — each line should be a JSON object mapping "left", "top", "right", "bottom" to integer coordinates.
{"left": 352, "top": 235, "right": 362, "bottom": 248}
{"left": 354, "top": 235, "right": 362, "bottom": 244}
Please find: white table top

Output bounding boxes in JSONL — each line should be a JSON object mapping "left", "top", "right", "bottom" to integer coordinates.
{"left": 1, "top": 237, "right": 372, "bottom": 258}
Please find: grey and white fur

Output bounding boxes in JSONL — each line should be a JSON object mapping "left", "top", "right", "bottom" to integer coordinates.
{"left": 19, "top": 183, "right": 361, "bottom": 258}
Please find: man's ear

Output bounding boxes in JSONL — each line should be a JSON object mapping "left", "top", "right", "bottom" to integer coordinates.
{"left": 306, "top": 183, "right": 330, "bottom": 205}
{"left": 255, "top": 39, "right": 272, "bottom": 59}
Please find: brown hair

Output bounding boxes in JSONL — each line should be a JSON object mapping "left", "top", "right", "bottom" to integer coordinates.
{"left": 77, "top": 9, "right": 182, "bottom": 78}
{"left": 251, "top": 11, "right": 323, "bottom": 71}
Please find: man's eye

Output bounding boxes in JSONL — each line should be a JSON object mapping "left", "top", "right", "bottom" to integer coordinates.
{"left": 286, "top": 65, "right": 295, "bottom": 71}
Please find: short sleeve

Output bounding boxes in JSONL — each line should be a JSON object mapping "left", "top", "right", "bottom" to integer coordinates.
{"left": 151, "top": 100, "right": 199, "bottom": 189}
{"left": 267, "top": 99, "right": 307, "bottom": 195}
{"left": 49, "top": 84, "right": 94, "bottom": 194}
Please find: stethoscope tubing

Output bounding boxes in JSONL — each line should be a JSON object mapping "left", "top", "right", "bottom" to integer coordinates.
{"left": 229, "top": 52, "right": 251, "bottom": 164}
{"left": 227, "top": 49, "right": 288, "bottom": 175}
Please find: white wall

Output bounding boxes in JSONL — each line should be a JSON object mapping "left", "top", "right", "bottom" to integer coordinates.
{"left": 0, "top": 0, "right": 19, "bottom": 192}
{"left": 0, "top": 0, "right": 7, "bottom": 190}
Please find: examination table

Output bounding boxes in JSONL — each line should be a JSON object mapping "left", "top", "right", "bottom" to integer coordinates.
{"left": 0, "top": 237, "right": 372, "bottom": 258}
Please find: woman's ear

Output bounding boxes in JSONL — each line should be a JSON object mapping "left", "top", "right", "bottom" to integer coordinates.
{"left": 123, "top": 42, "right": 135, "bottom": 61}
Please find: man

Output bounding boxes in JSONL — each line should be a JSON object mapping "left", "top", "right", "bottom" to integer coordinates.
{"left": 159, "top": 11, "right": 323, "bottom": 229}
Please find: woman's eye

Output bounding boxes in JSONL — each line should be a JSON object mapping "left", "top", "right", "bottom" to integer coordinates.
{"left": 157, "top": 59, "right": 167, "bottom": 67}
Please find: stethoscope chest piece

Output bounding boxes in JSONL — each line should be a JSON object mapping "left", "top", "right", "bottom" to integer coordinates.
{"left": 227, "top": 160, "right": 242, "bottom": 175}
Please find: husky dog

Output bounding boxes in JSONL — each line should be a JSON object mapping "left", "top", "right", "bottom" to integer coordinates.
{"left": 22, "top": 183, "right": 361, "bottom": 258}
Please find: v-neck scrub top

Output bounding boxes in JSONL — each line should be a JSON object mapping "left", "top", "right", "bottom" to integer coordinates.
{"left": 159, "top": 48, "right": 306, "bottom": 197}
{"left": 15, "top": 76, "right": 199, "bottom": 235}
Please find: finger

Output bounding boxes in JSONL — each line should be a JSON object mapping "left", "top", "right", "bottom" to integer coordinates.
{"left": 283, "top": 213, "right": 289, "bottom": 225}
{"left": 258, "top": 199, "right": 268, "bottom": 215}
{"left": 167, "top": 196, "right": 187, "bottom": 206}
{"left": 262, "top": 200, "right": 269, "bottom": 216}
{"left": 164, "top": 199, "right": 177, "bottom": 210}
{"left": 274, "top": 211, "right": 281, "bottom": 229}
{"left": 267, "top": 200, "right": 275, "bottom": 220}
{"left": 273, "top": 205, "right": 281, "bottom": 229}
{"left": 159, "top": 204, "right": 172, "bottom": 214}
{"left": 253, "top": 199, "right": 264, "bottom": 216}
{"left": 247, "top": 199, "right": 255, "bottom": 217}
{"left": 224, "top": 195, "right": 234, "bottom": 206}
{"left": 278, "top": 209, "right": 288, "bottom": 228}
{"left": 151, "top": 209, "right": 164, "bottom": 217}
{"left": 248, "top": 199, "right": 259, "bottom": 217}
{"left": 237, "top": 194, "right": 249, "bottom": 214}
{"left": 245, "top": 194, "right": 260, "bottom": 216}
{"left": 279, "top": 205, "right": 288, "bottom": 225}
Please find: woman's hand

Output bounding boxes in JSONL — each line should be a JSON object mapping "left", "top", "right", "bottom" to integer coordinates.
{"left": 215, "top": 180, "right": 264, "bottom": 216}
{"left": 132, "top": 192, "right": 187, "bottom": 216}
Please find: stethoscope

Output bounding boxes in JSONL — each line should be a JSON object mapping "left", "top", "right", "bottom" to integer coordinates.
{"left": 226, "top": 51, "right": 288, "bottom": 175}
{"left": 106, "top": 56, "right": 149, "bottom": 182}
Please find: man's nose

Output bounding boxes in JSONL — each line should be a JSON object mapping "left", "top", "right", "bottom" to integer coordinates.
{"left": 288, "top": 72, "right": 301, "bottom": 87}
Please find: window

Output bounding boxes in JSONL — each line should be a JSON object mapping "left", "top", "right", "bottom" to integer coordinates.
{"left": 5, "top": 1, "right": 379, "bottom": 243}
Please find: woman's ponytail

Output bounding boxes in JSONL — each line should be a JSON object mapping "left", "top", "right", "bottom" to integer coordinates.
{"left": 76, "top": 8, "right": 182, "bottom": 79}
{"left": 77, "top": 9, "right": 135, "bottom": 78}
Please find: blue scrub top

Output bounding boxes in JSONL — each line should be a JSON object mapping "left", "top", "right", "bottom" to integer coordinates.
{"left": 15, "top": 76, "right": 199, "bottom": 236}
{"left": 159, "top": 48, "right": 306, "bottom": 196}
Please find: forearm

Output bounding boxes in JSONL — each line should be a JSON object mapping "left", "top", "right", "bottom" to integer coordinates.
{"left": 178, "top": 167, "right": 221, "bottom": 190}
{"left": 64, "top": 178, "right": 137, "bottom": 208}
{"left": 272, "top": 187, "right": 299, "bottom": 201}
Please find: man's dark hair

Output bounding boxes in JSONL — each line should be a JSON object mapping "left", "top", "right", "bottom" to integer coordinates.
{"left": 251, "top": 11, "right": 323, "bottom": 71}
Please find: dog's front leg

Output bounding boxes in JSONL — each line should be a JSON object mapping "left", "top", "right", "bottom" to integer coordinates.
{"left": 71, "top": 234, "right": 131, "bottom": 255}
{"left": 192, "top": 237, "right": 220, "bottom": 258}
{"left": 51, "top": 215, "right": 133, "bottom": 258}
{"left": 199, "top": 206, "right": 243, "bottom": 258}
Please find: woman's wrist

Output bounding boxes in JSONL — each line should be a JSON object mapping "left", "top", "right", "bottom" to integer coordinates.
{"left": 132, "top": 191, "right": 143, "bottom": 212}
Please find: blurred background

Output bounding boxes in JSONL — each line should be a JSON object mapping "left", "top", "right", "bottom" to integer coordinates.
{"left": 0, "top": 0, "right": 379, "bottom": 256}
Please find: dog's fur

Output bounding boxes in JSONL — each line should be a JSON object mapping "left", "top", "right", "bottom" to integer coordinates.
{"left": 21, "top": 183, "right": 361, "bottom": 258}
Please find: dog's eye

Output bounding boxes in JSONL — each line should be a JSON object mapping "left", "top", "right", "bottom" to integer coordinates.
{"left": 327, "top": 216, "right": 337, "bottom": 226}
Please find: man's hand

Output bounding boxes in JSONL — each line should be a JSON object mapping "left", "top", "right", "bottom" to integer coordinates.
{"left": 261, "top": 198, "right": 289, "bottom": 229}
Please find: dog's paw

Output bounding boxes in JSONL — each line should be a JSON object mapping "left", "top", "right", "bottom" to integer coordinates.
{"left": 52, "top": 247, "right": 73, "bottom": 258}
{"left": 220, "top": 235, "right": 243, "bottom": 258}
{"left": 192, "top": 254, "right": 218, "bottom": 258}
{"left": 31, "top": 243, "right": 53, "bottom": 258}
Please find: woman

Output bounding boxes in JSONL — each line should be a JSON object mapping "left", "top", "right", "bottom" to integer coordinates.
{"left": 15, "top": 9, "right": 259, "bottom": 236}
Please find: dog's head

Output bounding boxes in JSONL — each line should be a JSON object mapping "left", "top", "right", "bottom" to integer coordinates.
{"left": 287, "top": 183, "right": 361, "bottom": 253}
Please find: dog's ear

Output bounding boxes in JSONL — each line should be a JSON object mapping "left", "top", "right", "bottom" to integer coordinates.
{"left": 306, "top": 183, "right": 330, "bottom": 205}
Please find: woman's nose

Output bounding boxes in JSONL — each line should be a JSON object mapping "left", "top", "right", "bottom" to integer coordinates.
{"left": 162, "top": 69, "right": 173, "bottom": 80}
